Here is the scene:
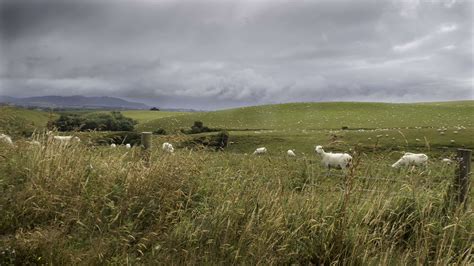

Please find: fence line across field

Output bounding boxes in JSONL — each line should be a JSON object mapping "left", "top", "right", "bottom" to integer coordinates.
{"left": 140, "top": 133, "right": 471, "bottom": 208}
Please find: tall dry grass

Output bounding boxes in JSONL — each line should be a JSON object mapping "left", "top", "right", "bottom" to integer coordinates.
{"left": 0, "top": 135, "right": 472, "bottom": 264}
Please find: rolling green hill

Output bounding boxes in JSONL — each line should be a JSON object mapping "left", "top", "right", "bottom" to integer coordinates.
{"left": 138, "top": 101, "right": 474, "bottom": 132}
{"left": 0, "top": 106, "right": 56, "bottom": 136}
{"left": 137, "top": 101, "right": 473, "bottom": 154}
{"left": 121, "top": 110, "right": 190, "bottom": 124}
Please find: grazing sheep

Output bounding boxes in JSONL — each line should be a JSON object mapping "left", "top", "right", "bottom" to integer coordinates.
{"left": 442, "top": 158, "right": 453, "bottom": 164}
{"left": 110, "top": 143, "right": 117, "bottom": 148}
{"left": 287, "top": 149, "right": 296, "bottom": 157}
{"left": 53, "top": 135, "right": 80, "bottom": 143}
{"left": 253, "top": 147, "right": 267, "bottom": 155}
{"left": 314, "top": 145, "right": 352, "bottom": 171}
{"left": 0, "top": 133, "right": 13, "bottom": 146}
{"left": 391, "top": 152, "right": 428, "bottom": 168}
{"left": 125, "top": 143, "right": 131, "bottom": 149}
{"left": 162, "top": 142, "right": 174, "bottom": 153}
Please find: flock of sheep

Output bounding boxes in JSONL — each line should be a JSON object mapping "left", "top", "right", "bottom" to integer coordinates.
{"left": 0, "top": 132, "right": 454, "bottom": 171}
{"left": 252, "top": 145, "right": 432, "bottom": 170}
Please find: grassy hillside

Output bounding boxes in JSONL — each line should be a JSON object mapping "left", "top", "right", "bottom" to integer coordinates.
{"left": 0, "top": 106, "right": 56, "bottom": 136}
{"left": 121, "top": 110, "right": 190, "bottom": 124}
{"left": 139, "top": 101, "right": 474, "bottom": 153}
{"left": 138, "top": 101, "right": 474, "bottom": 132}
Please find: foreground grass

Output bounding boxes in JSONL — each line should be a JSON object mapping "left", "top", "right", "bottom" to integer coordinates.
{"left": 0, "top": 138, "right": 472, "bottom": 264}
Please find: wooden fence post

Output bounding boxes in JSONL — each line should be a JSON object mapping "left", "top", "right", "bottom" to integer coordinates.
{"left": 455, "top": 148, "right": 471, "bottom": 209}
{"left": 141, "top": 132, "right": 152, "bottom": 165}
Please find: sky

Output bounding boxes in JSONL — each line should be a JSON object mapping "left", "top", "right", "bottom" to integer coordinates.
{"left": 0, "top": 0, "right": 473, "bottom": 110}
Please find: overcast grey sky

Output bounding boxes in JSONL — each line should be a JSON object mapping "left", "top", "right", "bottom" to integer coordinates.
{"left": 0, "top": 0, "right": 472, "bottom": 109}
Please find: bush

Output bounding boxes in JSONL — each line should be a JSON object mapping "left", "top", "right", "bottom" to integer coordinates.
{"left": 153, "top": 128, "right": 167, "bottom": 135}
{"left": 53, "top": 111, "right": 137, "bottom": 131}
{"left": 215, "top": 130, "right": 229, "bottom": 149}
{"left": 182, "top": 121, "right": 219, "bottom": 134}
{"left": 53, "top": 113, "right": 83, "bottom": 131}
{"left": 182, "top": 131, "right": 230, "bottom": 150}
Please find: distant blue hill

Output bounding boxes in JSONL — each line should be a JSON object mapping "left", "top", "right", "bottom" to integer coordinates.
{"left": 0, "top": 95, "right": 150, "bottom": 110}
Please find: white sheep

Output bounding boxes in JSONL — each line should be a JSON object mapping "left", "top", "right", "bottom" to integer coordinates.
{"left": 314, "top": 145, "right": 352, "bottom": 171}
{"left": 125, "top": 143, "right": 131, "bottom": 149}
{"left": 253, "top": 147, "right": 267, "bottom": 155}
{"left": 162, "top": 142, "right": 174, "bottom": 153}
{"left": 441, "top": 158, "right": 453, "bottom": 164}
{"left": 110, "top": 143, "right": 117, "bottom": 148}
{"left": 52, "top": 135, "right": 80, "bottom": 143}
{"left": 0, "top": 133, "right": 14, "bottom": 146}
{"left": 287, "top": 149, "right": 296, "bottom": 157}
{"left": 391, "top": 152, "right": 428, "bottom": 168}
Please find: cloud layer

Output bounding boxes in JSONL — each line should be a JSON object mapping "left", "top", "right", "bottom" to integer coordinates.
{"left": 1, "top": 0, "right": 472, "bottom": 109}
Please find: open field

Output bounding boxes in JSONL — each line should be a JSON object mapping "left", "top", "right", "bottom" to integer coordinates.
{"left": 138, "top": 101, "right": 474, "bottom": 154}
{"left": 138, "top": 101, "right": 474, "bottom": 132}
{"left": 0, "top": 101, "right": 473, "bottom": 264}
{"left": 121, "top": 110, "right": 190, "bottom": 124}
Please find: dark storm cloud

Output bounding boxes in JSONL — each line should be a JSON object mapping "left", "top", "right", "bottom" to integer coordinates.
{"left": 0, "top": 0, "right": 472, "bottom": 109}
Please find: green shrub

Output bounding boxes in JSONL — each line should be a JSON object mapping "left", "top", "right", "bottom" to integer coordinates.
{"left": 215, "top": 130, "right": 229, "bottom": 149}
{"left": 53, "top": 111, "right": 137, "bottom": 132}
{"left": 181, "top": 131, "right": 230, "bottom": 150}
{"left": 181, "top": 121, "right": 220, "bottom": 134}
{"left": 152, "top": 128, "right": 167, "bottom": 135}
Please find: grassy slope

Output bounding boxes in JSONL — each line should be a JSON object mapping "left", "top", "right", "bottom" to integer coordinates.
{"left": 138, "top": 101, "right": 474, "bottom": 132}
{"left": 0, "top": 106, "right": 55, "bottom": 136}
{"left": 121, "top": 110, "right": 190, "bottom": 124}
{"left": 140, "top": 101, "right": 474, "bottom": 153}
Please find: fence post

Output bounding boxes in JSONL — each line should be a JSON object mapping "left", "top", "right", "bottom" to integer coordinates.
{"left": 455, "top": 148, "right": 471, "bottom": 209}
{"left": 141, "top": 132, "right": 152, "bottom": 165}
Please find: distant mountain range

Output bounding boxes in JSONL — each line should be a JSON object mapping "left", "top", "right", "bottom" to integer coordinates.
{"left": 0, "top": 95, "right": 150, "bottom": 110}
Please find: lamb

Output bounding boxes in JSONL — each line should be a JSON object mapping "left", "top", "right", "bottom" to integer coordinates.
{"left": 314, "top": 145, "right": 352, "bottom": 170}
{"left": 391, "top": 152, "right": 428, "bottom": 168}
{"left": 287, "top": 149, "right": 296, "bottom": 156}
{"left": 0, "top": 133, "right": 13, "bottom": 146}
{"left": 52, "top": 135, "right": 80, "bottom": 143}
{"left": 162, "top": 142, "right": 174, "bottom": 153}
{"left": 253, "top": 147, "right": 267, "bottom": 155}
{"left": 125, "top": 144, "right": 131, "bottom": 149}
